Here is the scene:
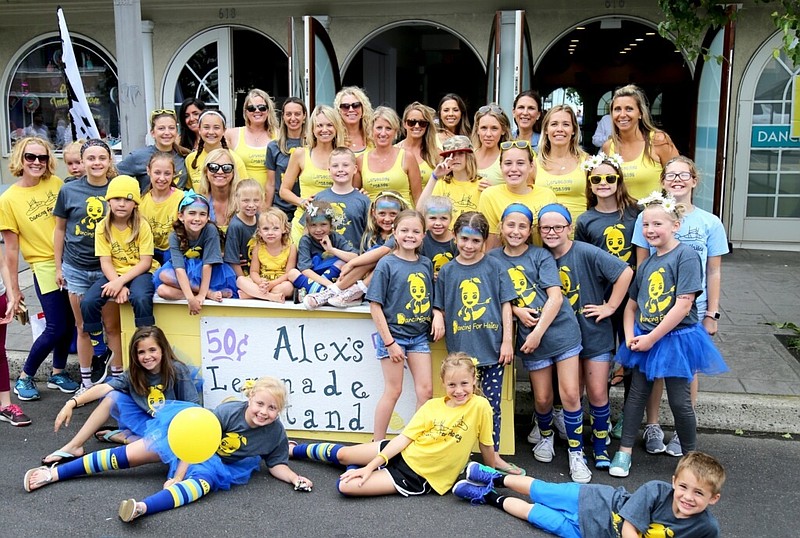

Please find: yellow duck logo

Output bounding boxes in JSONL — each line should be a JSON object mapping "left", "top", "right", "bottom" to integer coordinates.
{"left": 559, "top": 266, "right": 580, "bottom": 307}
{"left": 148, "top": 217, "right": 173, "bottom": 247}
{"left": 146, "top": 385, "right": 166, "bottom": 414}
{"left": 508, "top": 265, "right": 536, "bottom": 307}
{"left": 330, "top": 202, "right": 350, "bottom": 235}
{"left": 217, "top": 432, "right": 247, "bottom": 456}
{"left": 645, "top": 268, "right": 675, "bottom": 314}
{"left": 185, "top": 246, "right": 202, "bottom": 259}
{"left": 603, "top": 224, "right": 631, "bottom": 262}
{"left": 642, "top": 523, "right": 675, "bottom": 538}
{"left": 457, "top": 278, "right": 490, "bottom": 322}
{"left": 431, "top": 252, "right": 453, "bottom": 274}
{"left": 76, "top": 196, "right": 106, "bottom": 234}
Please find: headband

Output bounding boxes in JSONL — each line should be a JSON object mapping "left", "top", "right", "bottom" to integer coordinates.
{"left": 501, "top": 203, "right": 533, "bottom": 223}
{"left": 178, "top": 189, "right": 210, "bottom": 211}
{"left": 199, "top": 109, "right": 226, "bottom": 126}
{"left": 537, "top": 203, "right": 572, "bottom": 225}
{"left": 80, "top": 138, "right": 110, "bottom": 157}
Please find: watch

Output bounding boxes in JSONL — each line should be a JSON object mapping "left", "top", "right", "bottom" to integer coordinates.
{"left": 705, "top": 311, "right": 720, "bottom": 320}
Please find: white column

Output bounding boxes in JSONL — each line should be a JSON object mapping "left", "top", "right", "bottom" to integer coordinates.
{"left": 113, "top": 0, "right": 148, "bottom": 153}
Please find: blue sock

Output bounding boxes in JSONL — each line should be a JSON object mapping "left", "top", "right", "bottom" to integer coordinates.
{"left": 563, "top": 408, "right": 584, "bottom": 453}
{"left": 57, "top": 446, "right": 130, "bottom": 481}
{"left": 535, "top": 408, "right": 554, "bottom": 438}
{"left": 89, "top": 330, "right": 106, "bottom": 357}
{"left": 590, "top": 403, "right": 611, "bottom": 455}
{"left": 292, "top": 442, "right": 342, "bottom": 465}
{"left": 143, "top": 478, "right": 211, "bottom": 515}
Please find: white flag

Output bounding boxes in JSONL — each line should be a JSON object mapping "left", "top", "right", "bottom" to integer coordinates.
{"left": 57, "top": 6, "right": 101, "bottom": 140}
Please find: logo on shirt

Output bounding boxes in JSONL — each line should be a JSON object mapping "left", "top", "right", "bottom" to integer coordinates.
{"left": 430, "top": 252, "right": 453, "bottom": 275}
{"left": 507, "top": 265, "right": 537, "bottom": 307}
{"left": 457, "top": 278, "right": 490, "bottom": 322}
{"left": 603, "top": 224, "right": 631, "bottom": 262}
{"left": 26, "top": 191, "right": 58, "bottom": 222}
{"left": 397, "top": 272, "right": 430, "bottom": 324}
{"left": 111, "top": 239, "right": 141, "bottom": 265}
{"left": 147, "top": 385, "right": 165, "bottom": 414}
{"left": 185, "top": 245, "right": 203, "bottom": 259}
{"left": 559, "top": 266, "right": 581, "bottom": 308}
{"left": 329, "top": 202, "right": 350, "bottom": 235}
{"left": 76, "top": 196, "right": 106, "bottom": 237}
{"left": 148, "top": 217, "right": 173, "bottom": 248}
{"left": 217, "top": 432, "right": 247, "bottom": 457}
{"left": 644, "top": 268, "right": 675, "bottom": 315}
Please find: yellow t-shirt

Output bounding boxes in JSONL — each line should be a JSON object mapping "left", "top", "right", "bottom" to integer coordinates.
{"left": 419, "top": 160, "right": 434, "bottom": 191}
{"left": 140, "top": 188, "right": 184, "bottom": 251}
{"left": 231, "top": 128, "right": 271, "bottom": 188}
{"left": 431, "top": 178, "right": 482, "bottom": 225}
{"left": 477, "top": 155, "right": 503, "bottom": 186}
{"left": 184, "top": 149, "right": 248, "bottom": 190}
{"left": 534, "top": 161, "right": 588, "bottom": 224}
{"left": 361, "top": 149, "right": 412, "bottom": 205}
{"left": 0, "top": 177, "right": 62, "bottom": 264}
{"left": 477, "top": 183, "right": 558, "bottom": 246}
{"left": 257, "top": 242, "right": 291, "bottom": 280}
{"left": 608, "top": 138, "right": 663, "bottom": 200}
{"left": 401, "top": 395, "right": 494, "bottom": 495}
{"left": 95, "top": 218, "right": 157, "bottom": 275}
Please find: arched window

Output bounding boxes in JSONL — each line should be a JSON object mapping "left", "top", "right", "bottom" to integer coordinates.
{"left": 5, "top": 35, "right": 118, "bottom": 151}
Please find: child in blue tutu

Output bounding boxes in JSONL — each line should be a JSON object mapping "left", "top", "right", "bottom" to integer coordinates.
{"left": 25, "top": 376, "right": 312, "bottom": 523}
{"left": 608, "top": 193, "right": 727, "bottom": 478}
{"left": 154, "top": 190, "right": 238, "bottom": 314}
{"left": 39, "top": 325, "right": 199, "bottom": 464}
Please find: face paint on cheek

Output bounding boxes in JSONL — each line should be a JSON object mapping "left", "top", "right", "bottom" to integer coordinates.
{"left": 375, "top": 201, "right": 402, "bottom": 212}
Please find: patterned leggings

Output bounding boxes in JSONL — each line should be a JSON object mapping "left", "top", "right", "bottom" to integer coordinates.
{"left": 479, "top": 363, "right": 504, "bottom": 451}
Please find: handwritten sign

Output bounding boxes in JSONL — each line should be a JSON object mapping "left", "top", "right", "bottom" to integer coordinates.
{"left": 201, "top": 316, "right": 419, "bottom": 434}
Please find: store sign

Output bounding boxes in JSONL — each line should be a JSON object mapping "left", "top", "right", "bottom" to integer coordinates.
{"left": 200, "top": 316, "right": 417, "bottom": 434}
{"left": 751, "top": 125, "right": 800, "bottom": 148}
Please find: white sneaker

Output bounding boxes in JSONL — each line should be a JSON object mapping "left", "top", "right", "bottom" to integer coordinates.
{"left": 568, "top": 451, "right": 593, "bottom": 484}
{"left": 553, "top": 407, "right": 567, "bottom": 440}
{"left": 328, "top": 285, "right": 365, "bottom": 308}
{"left": 644, "top": 423, "right": 666, "bottom": 454}
{"left": 527, "top": 422, "right": 542, "bottom": 444}
{"left": 533, "top": 435, "right": 555, "bottom": 463}
{"left": 665, "top": 432, "right": 683, "bottom": 457}
{"left": 302, "top": 286, "right": 339, "bottom": 310}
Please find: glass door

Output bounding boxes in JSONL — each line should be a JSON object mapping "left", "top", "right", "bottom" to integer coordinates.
{"left": 303, "top": 16, "right": 341, "bottom": 111}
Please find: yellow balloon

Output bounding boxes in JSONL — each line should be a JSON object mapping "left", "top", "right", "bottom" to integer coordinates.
{"left": 167, "top": 407, "right": 222, "bottom": 464}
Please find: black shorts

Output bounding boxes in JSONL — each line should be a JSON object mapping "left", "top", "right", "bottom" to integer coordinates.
{"left": 379, "top": 439, "right": 432, "bottom": 496}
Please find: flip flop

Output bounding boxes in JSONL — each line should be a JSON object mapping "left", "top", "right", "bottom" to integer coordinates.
{"left": 41, "top": 449, "right": 80, "bottom": 465}
{"left": 94, "top": 429, "right": 128, "bottom": 444}
{"left": 24, "top": 465, "right": 54, "bottom": 492}
{"left": 496, "top": 463, "right": 526, "bottom": 476}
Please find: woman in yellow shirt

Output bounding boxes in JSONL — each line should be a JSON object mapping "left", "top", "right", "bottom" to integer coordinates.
{"left": 225, "top": 89, "right": 279, "bottom": 190}
{"left": 472, "top": 104, "right": 512, "bottom": 187}
{"left": 396, "top": 102, "right": 438, "bottom": 190}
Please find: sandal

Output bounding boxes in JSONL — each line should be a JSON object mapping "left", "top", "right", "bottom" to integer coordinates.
{"left": 119, "top": 498, "right": 145, "bottom": 522}
{"left": 609, "top": 365, "right": 625, "bottom": 386}
{"left": 495, "top": 462, "right": 526, "bottom": 476}
{"left": 41, "top": 449, "right": 81, "bottom": 466}
{"left": 94, "top": 428, "right": 130, "bottom": 444}
{"left": 24, "top": 465, "right": 54, "bottom": 492}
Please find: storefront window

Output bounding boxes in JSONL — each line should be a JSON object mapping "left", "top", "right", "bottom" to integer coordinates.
{"left": 6, "top": 36, "right": 118, "bottom": 151}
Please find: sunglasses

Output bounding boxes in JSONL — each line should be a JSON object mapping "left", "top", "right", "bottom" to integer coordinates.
{"left": 589, "top": 174, "right": 619, "bottom": 185}
{"left": 339, "top": 102, "right": 362, "bottom": 111}
{"left": 538, "top": 224, "right": 568, "bottom": 234}
{"left": 150, "top": 108, "right": 177, "bottom": 122}
{"left": 500, "top": 140, "right": 532, "bottom": 151}
{"left": 246, "top": 104, "right": 269, "bottom": 113}
{"left": 23, "top": 152, "right": 49, "bottom": 163}
{"left": 478, "top": 104, "right": 504, "bottom": 115}
{"left": 664, "top": 171, "right": 693, "bottom": 182}
{"left": 405, "top": 119, "right": 429, "bottom": 128}
{"left": 206, "top": 162, "right": 234, "bottom": 174}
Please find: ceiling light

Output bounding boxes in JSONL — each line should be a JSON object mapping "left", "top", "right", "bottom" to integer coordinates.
{"left": 636, "top": 38, "right": 644, "bottom": 42}
{"left": 646, "top": 32, "right": 656, "bottom": 36}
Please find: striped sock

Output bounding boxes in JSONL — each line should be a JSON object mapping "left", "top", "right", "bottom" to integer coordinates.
{"left": 80, "top": 367, "right": 92, "bottom": 388}
{"left": 535, "top": 408, "right": 554, "bottom": 438}
{"left": 143, "top": 478, "right": 211, "bottom": 515}
{"left": 563, "top": 408, "right": 584, "bottom": 453}
{"left": 111, "top": 366, "right": 124, "bottom": 378}
{"left": 57, "top": 446, "right": 130, "bottom": 481}
{"left": 291, "top": 442, "right": 342, "bottom": 464}
{"left": 590, "top": 402, "right": 611, "bottom": 455}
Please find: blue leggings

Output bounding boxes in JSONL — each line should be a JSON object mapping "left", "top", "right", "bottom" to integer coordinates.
{"left": 479, "top": 363, "right": 504, "bottom": 451}
{"left": 23, "top": 276, "right": 74, "bottom": 377}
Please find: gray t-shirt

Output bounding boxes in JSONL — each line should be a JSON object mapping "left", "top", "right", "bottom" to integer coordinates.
{"left": 553, "top": 241, "right": 628, "bottom": 358}
{"left": 420, "top": 232, "right": 457, "bottom": 277}
{"left": 617, "top": 481, "right": 720, "bottom": 537}
{"left": 488, "top": 247, "right": 580, "bottom": 361}
{"left": 296, "top": 232, "right": 356, "bottom": 271}
{"left": 577, "top": 482, "right": 631, "bottom": 537}
{"left": 574, "top": 206, "right": 639, "bottom": 270}
{"left": 213, "top": 400, "right": 290, "bottom": 466}
{"left": 223, "top": 214, "right": 257, "bottom": 273}
{"left": 312, "top": 188, "right": 370, "bottom": 250}
{"left": 116, "top": 145, "right": 189, "bottom": 192}
{"left": 365, "top": 254, "right": 433, "bottom": 340}
{"left": 433, "top": 255, "right": 517, "bottom": 367}
{"left": 266, "top": 138, "right": 302, "bottom": 213}
{"left": 168, "top": 223, "right": 224, "bottom": 270}
{"left": 105, "top": 361, "right": 200, "bottom": 415}
{"left": 53, "top": 177, "right": 110, "bottom": 271}
{"left": 631, "top": 242, "right": 702, "bottom": 332}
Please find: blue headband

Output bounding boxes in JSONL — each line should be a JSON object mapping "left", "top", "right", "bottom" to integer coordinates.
{"left": 178, "top": 189, "right": 210, "bottom": 211}
{"left": 537, "top": 203, "right": 572, "bottom": 225}
{"left": 501, "top": 203, "right": 534, "bottom": 223}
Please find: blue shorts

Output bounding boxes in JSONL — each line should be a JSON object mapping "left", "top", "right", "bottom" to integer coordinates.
{"left": 61, "top": 261, "right": 105, "bottom": 296}
{"left": 522, "top": 343, "right": 583, "bottom": 372}
{"left": 375, "top": 333, "right": 430, "bottom": 360}
{"left": 585, "top": 351, "right": 613, "bottom": 363}
{"left": 527, "top": 480, "right": 581, "bottom": 538}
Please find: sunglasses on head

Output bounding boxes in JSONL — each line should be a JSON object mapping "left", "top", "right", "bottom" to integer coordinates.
{"left": 478, "top": 104, "right": 504, "bottom": 115}
{"left": 339, "top": 102, "right": 362, "bottom": 111}
{"left": 150, "top": 108, "right": 177, "bottom": 122}
{"left": 405, "top": 119, "right": 429, "bottom": 128}
{"left": 23, "top": 152, "right": 49, "bottom": 163}
{"left": 206, "top": 162, "right": 234, "bottom": 174}
{"left": 500, "top": 140, "right": 532, "bottom": 151}
{"left": 589, "top": 174, "right": 619, "bottom": 185}
{"left": 246, "top": 104, "right": 269, "bottom": 113}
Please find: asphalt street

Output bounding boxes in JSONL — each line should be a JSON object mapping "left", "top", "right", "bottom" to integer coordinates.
{"left": 2, "top": 389, "right": 798, "bottom": 537}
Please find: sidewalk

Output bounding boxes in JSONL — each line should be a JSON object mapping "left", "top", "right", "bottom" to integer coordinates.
{"left": 7, "top": 249, "right": 800, "bottom": 434}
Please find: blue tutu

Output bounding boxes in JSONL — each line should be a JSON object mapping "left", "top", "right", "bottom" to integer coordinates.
{"left": 107, "top": 391, "right": 153, "bottom": 436}
{"left": 615, "top": 323, "right": 728, "bottom": 381}
{"left": 293, "top": 254, "right": 342, "bottom": 293}
{"left": 143, "top": 401, "right": 261, "bottom": 491}
{"left": 153, "top": 258, "right": 239, "bottom": 298}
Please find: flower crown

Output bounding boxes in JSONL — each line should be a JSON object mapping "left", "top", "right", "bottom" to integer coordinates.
{"left": 306, "top": 203, "right": 345, "bottom": 229}
{"left": 581, "top": 151, "right": 624, "bottom": 172}
{"left": 638, "top": 191, "right": 680, "bottom": 217}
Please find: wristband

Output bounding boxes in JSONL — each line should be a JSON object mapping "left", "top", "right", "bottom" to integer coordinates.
{"left": 376, "top": 452, "right": 389, "bottom": 466}
{"left": 430, "top": 172, "right": 438, "bottom": 181}
{"left": 384, "top": 340, "right": 396, "bottom": 348}
{"left": 69, "top": 396, "right": 81, "bottom": 408}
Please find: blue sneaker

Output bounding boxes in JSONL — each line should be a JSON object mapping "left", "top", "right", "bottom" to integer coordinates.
{"left": 47, "top": 372, "right": 80, "bottom": 393}
{"left": 465, "top": 461, "right": 503, "bottom": 486}
{"left": 452, "top": 479, "right": 493, "bottom": 505}
{"left": 14, "top": 376, "right": 40, "bottom": 401}
{"left": 608, "top": 451, "right": 632, "bottom": 478}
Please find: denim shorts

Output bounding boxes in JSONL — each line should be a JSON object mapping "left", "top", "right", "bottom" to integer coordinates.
{"left": 61, "top": 261, "right": 105, "bottom": 295}
{"left": 375, "top": 333, "right": 430, "bottom": 360}
{"left": 522, "top": 343, "right": 583, "bottom": 372}
{"left": 585, "top": 351, "right": 613, "bottom": 363}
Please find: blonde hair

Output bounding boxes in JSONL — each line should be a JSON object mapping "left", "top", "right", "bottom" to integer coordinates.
{"left": 674, "top": 451, "right": 726, "bottom": 495}
{"left": 422, "top": 196, "right": 453, "bottom": 217}
{"left": 256, "top": 207, "right": 291, "bottom": 247}
{"left": 242, "top": 88, "right": 279, "bottom": 138}
{"left": 235, "top": 178, "right": 265, "bottom": 209}
{"left": 471, "top": 105, "right": 511, "bottom": 150}
{"left": 610, "top": 84, "right": 661, "bottom": 166}
{"left": 334, "top": 86, "right": 374, "bottom": 147}
{"left": 307, "top": 105, "right": 345, "bottom": 149}
{"left": 62, "top": 140, "right": 84, "bottom": 160}
{"left": 9, "top": 136, "right": 56, "bottom": 179}
{"left": 242, "top": 376, "right": 288, "bottom": 412}
{"left": 372, "top": 106, "right": 400, "bottom": 139}
{"left": 360, "top": 190, "right": 409, "bottom": 252}
{"left": 440, "top": 352, "right": 483, "bottom": 397}
{"left": 197, "top": 148, "right": 241, "bottom": 224}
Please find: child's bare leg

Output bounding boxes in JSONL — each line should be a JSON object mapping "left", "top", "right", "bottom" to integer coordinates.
{"left": 373, "top": 359, "right": 405, "bottom": 441}
{"left": 156, "top": 284, "right": 185, "bottom": 300}
{"left": 42, "top": 398, "right": 115, "bottom": 464}
{"left": 334, "top": 265, "right": 371, "bottom": 290}
{"left": 274, "top": 281, "right": 295, "bottom": 298}
{"left": 102, "top": 303, "right": 123, "bottom": 370}
{"left": 406, "top": 352, "right": 432, "bottom": 408}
